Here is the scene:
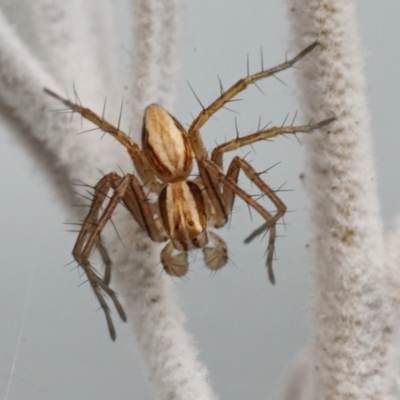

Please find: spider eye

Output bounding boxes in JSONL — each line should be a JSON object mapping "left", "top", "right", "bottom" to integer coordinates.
{"left": 188, "top": 221, "right": 194, "bottom": 226}
{"left": 175, "top": 224, "right": 180, "bottom": 230}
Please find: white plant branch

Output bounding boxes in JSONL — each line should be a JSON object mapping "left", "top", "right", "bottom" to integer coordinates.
{"left": 130, "top": 0, "right": 180, "bottom": 119}
{"left": 286, "top": 0, "right": 396, "bottom": 398}
{"left": 385, "top": 216, "right": 400, "bottom": 397}
{"left": 386, "top": 216, "right": 400, "bottom": 307}
{"left": 112, "top": 1, "right": 216, "bottom": 398}
{"left": 0, "top": 1, "right": 216, "bottom": 399}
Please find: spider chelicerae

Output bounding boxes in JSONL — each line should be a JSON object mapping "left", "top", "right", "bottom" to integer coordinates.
{"left": 45, "top": 42, "right": 333, "bottom": 340}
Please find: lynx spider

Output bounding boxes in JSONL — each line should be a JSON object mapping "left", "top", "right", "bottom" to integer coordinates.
{"left": 45, "top": 42, "right": 333, "bottom": 340}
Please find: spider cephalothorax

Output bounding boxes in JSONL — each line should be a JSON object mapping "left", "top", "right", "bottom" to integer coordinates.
{"left": 45, "top": 41, "right": 334, "bottom": 339}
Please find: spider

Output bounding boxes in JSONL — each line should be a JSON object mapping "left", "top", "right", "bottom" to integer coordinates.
{"left": 45, "top": 41, "right": 333, "bottom": 340}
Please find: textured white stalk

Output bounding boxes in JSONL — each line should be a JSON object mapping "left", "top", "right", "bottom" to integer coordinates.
{"left": 154, "top": 0, "right": 180, "bottom": 110}
{"left": 385, "top": 216, "right": 400, "bottom": 394}
{"left": 0, "top": 11, "right": 95, "bottom": 201}
{"left": 0, "top": 1, "right": 216, "bottom": 399}
{"left": 0, "top": 0, "right": 110, "bottom": 98}
{"left": 286, "top": 1, "right": 395, "bottom": 398}
{"left": 386, "top": 216, "right": 400, "bottom": 303}
{"left": 109, "top": 1, "right": 216, "bottom": 398}
{"left": 130, "top": 0, "right": 180, "bottom": 133}
{"left": 0, "top": 3, "right": 124, "bottom": 189}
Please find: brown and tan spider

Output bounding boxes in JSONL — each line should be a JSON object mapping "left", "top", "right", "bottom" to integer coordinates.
{"left": 45, "top": 42, "right": 333, "bottom": 340}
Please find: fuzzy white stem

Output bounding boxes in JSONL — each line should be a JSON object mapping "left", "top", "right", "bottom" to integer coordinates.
{"left": 0, "top": 9, "right": 95, "bottom": 201}
{"left": 385, "top": 216, "right": 400, "bottom": 393}
{"left": 129, "top": 0, "right": 180, "bottom": 132}
{"left": 109, "top": 2, "right": 216, "bottom": 398}
{"left": 0, "top": 0, "right": 114, "bottom": 97}
{"left": 0, "top": 2, "right": 124, "bottom": 188}
{"left": 287, "top": 1, "right": 394, "bottom": 398}
{"left": 386, "top": 216, "right": 400, "bottom": 304}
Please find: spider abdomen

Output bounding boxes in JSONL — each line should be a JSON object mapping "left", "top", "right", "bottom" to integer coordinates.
{"left": 159, "top": 181, "right": 208, "bottom": 251}
{"left": 142, "top": 104, "right": 194, "bottom": 183}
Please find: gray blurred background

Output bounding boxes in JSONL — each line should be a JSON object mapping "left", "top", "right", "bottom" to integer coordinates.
{"left": 1, "top": 1, "right": 399, "bottom": 399}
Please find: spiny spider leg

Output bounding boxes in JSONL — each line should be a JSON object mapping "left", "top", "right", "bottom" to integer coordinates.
{"left": 73, "top": 172, "right": 168, "bottom": 339}
{"left": 125, "top": 175, "right": 168, "bottom": 243}
{"left": 201, "top": 157, "right": 288, "bottom": 284}
{"left": 73, "top": 174, "right": 131, "bottom": 339}
{"left": 75, "top": 173, "right": 131, "bottom": 285}
{"left": 198, "top": 165, "right": 228, "bottom": 228}
{"left": 75, "top": 176, "right": 118, "bottom": 286}
{"left": 212, "top": 118, "right": 335, "bottom": 168}
{"left": 96, "top": 236, "right": 113, "bottom": 285}
{"left": 75, "top": 173, "right": 126, "bottom": 286}
{"left": 187, "top": 42, "right": 321, "bottom": 231}
{"left": 244, "top": 222, "right": 271, "bottom": 245}
{"left": 209, "top": 118, "right": 335, "bottom": 255}
{"left": 188, "top": 41, "right": 319, "bottom": 144}
{"left": 44, "top": 88, "right": 162, "bottom": 193}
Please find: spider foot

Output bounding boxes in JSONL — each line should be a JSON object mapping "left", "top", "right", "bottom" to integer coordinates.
{"left": 266, "top": 225, "right": 277, "bottom": 284}
{"left": 266, "top": 245, "right": 276, "bottom": 285}
{"left": 243, "top": 221, "right": 277, "bottom": 284}
{"left": 98, "top": 279, "right": 127, "bottom": 322}
{"left": 79, "top": 259, "right": 126, "bottom": 340}
{"left": 243, "top": 221, "right": 270, "bottom": 244}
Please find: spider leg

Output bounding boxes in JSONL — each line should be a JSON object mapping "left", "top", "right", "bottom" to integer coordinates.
{"left": 75, "top": 172, "right": 130, "bottom": 286}
{"left": 73, "top": 172, "right": 168, "bottom": 339}
{"left": 201, "top": 157, "right": 287, "bottom": 284}
{"left": 197, "top": 165, "right": 229, "bottom": 228}
{"left": 74, "top": 174, "right": 119, "bottom": 286}
{"left": 200, "top": 117, "right": 334, "bottom": 241}
{"left": 96, "top": 235, "right": 113, "bottom": 285}
{"left": 206, "top": 118, "right": 334, "bottom": 247}
{"left": 188, "top": 43, "right": 324, "bottom": 232}
{"left": 123, "top": 174, "right": 168, "bottom": 243}
{"left": 44, "top": 88, "right": 161, "bottom": 192}
{"left": 211, "top": 118, "right": 335, "bottom": 169}
{"left": 73, "top": 174, "right": 132, "bottom": 339}
{"left": 188, "top": 42, "right": 319, "bottom": 142}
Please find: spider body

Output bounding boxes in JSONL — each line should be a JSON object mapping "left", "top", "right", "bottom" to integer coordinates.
{"left": 142, "top": 104, "right": 225, "bottom": 274}
{"left": 45, "top": 41, "right": 334, "bottom": 339}
{"left": 159, "top": 181, "right": 208, "bottom": 252}
{"left": 142, "top": 104, "right": 194, "bottom": 182}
